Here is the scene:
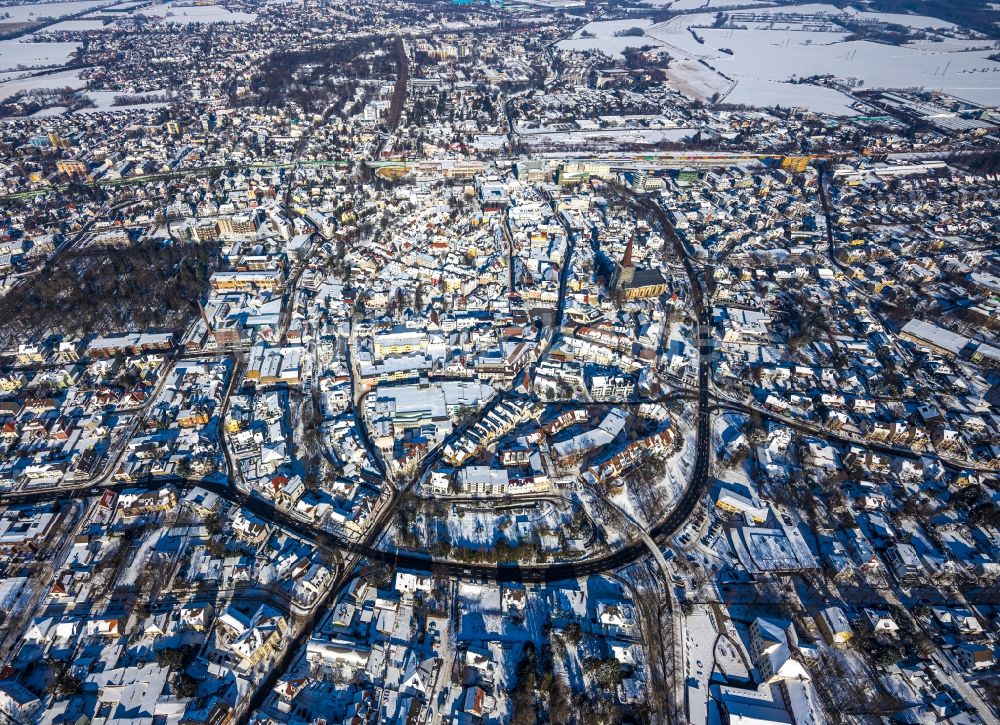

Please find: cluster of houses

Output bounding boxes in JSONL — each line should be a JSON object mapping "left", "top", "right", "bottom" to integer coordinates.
{"left": 114, "top": 361, "right": 230, "bottom": 483}
{"left": 0, "top": 353, "right": 165, "bottom": 489}
{"left": 0, "top": 481, "right": 338, "bottom": 724}
{"left": 259, "top": 569, "right": 649, "bottom": 722}
{"left": 687, "top": 160, "right": 1000, "bottom": 471}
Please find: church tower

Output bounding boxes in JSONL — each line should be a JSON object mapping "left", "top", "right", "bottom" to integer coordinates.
{"left": 615, "top": 236, "right": 635, "bottom": 290}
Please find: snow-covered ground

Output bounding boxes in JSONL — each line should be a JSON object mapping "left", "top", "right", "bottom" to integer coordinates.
{"left": 0, "top": 38, "right": 80, "bottom": 71}
{"left": 557, "top": 3, "right": 1000, "bottom": 113}
{"left": 0, "top": 0, "right": 110, "bottom": 24}
{"left": 443, "top": 503, "right": 567, "bottom": 552}
{"left": 0, "top": 66, "right": 83, "bottom": 98}
{"left": 36, "top": 18, "right": 107, "bottom": 31}
{"left": 91, "top": 0, "right": 145, "bottom": 11}
{"left": 689, "top": 26, "right": 1000, "bottom": 107}
{"left": 118, "top": 528, "right": 164, "bottom": 588}
{"left": 518, "top": 127, "right": 697, "bottom": 147}
{"left": 839, "top": 5, "right": 960, "bottom": 31}
{"left": 601, "top": 410, "right": 694, "bottom": 533}
{"left": 649, "top": 0, "right": 777, "bottom": 7}
{"left": 558, "top": 18, "right": 656, "bottom": 59}
{"left": 30, "top": 103, "right": 67, "bottom": 115}
{"left": 684, "top": 604, "right": 720, "bottom": 719}
{"left": 79, "top": 88, "right": 169, "bottom": 112}
{"left": 390, "top": 498, "right": 583, "bottom": 558}
{"left": 712, "top": 607, "right": 752, "bottom": 681}
{"left": 138, "top": 1, "right": 257, "bottom": 24}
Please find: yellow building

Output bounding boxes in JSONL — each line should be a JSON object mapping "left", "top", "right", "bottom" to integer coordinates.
{"left": 613, "top": 237, "right": 668, "bottom": 300}
{"left": 0, "top": 374, "right": 25, "bottom": 393}
{"left": 210, "top": 270, "right": 283, "bottom": 293}
{"left": 815, "top": 606, "right": 853, "bottom": 645}
{"left": 177, "top": 409, "right": 210, "bottom": 428}
{"left": 55, "top": 160, "right": 89, "bottom": 178}
{"left": 781, "top": 155, "right": 811, "bottom": 173}
{"left": 373, "top": 328, "right": 434, "bottom": 359}
{"left": 217, "top": 214, "right": 258, "bottom": 236}
{"left": 714, "top": 488, "right": 768, "bottom": 524}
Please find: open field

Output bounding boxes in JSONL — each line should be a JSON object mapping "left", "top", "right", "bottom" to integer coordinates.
{"left": 557, "top": 3, "right": 1000, "bottom": 113}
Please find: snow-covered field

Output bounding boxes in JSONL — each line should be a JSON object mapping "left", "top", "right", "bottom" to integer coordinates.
{"left": 840, "top": 5, "right": 960, "bottom": 31}
{"left": 79, "top": 88, "right": 169, "bottom": 112}
{"left": 0, "top": 0, "right": 109, "bottom": 23}
{"left": 647, "top": 0, "right": 776, "bottom": 7}
{"left": 0, "top": 66, "right": 83, "bottom": 98}
{"left": 30, "top": 103, "right": 66, "bottom": 115}
{"left": 443, "top": 503, "right": 566, "bottom": 551}
{"left": 558, "top": 18, "right": 655, "bottom": 58}
{"left": 689, "top": 26, "right": 1000, "bottom": 107}
{"left": 556, "top": 3, "right": 1000, "bottom": 113}
{"left": 36, "top": 17, "right": 107, "bottom": 31}
{"left": 0, "top": 38, "right": 80, "bottom": 71}
{"left": 0, "top": 66, "right": 173, "bottom": 114}
{"left": 138, "top": 2, "right": 257, "bottom": 24}
{"left": 92, "top": 0, "right": 144, "bottom": 10}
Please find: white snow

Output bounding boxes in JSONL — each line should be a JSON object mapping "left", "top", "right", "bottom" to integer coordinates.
{"left": 36, "top": 18, "right": 107, "bottom": 31}
{"left": 559, "top": 19, "right": 656, "bottom": 59}
{"left": 684, "top": 604, "right": 720, "bottom": 714}
{"left": 0, "top": 38, "right": 80, "bottom": 71}
{"left": 0, "top": 66, "right": 83, "bottom": 98}
{"left": 651, "top": 0, "right": 777, "bottom": 7}
{"left": 518, "top": 127, "right": 697, "bottom": 147}
{"left": 138, "top": 2, "right": 257, "bottom": 24}
{"left": 842, "top": 5, "right": 959, "bottom": 31}
{"left": 441, "top": 503, "right": 566, "bottom": 553}
{"left": 0, "top": 0, "right": 110, "bottom": 24}
{"left": 723, "top": 76, "right": 857, "bottom": 116}
{"left": 569, "top": 18, "right": 654, "bottom": 39}
{"left": 30, "top": 103, "right": 67, "bottom": 115}
{"left": 79, "top": 88, "right": 169, "bottom": 112}
{"left": 557, "top": 3, "right": 1000, "bottom": 113}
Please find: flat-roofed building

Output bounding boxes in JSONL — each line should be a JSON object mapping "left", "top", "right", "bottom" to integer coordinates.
{"left": 210, "top": 270, "right": 284, "bottom": 293}
{"left": 900, "top": 319, "right": 971, "bottom": 357}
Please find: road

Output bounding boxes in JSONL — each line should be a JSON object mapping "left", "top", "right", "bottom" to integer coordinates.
{"left": 0, "top": 368, "right": 712, "bottom": 589}
{"left": 14, "top": 157, "right": 995, "bottom": 722}
{"left": 0, "top": 500, "right": 84, "bottom": 662}
{"left": 0, "top": 195, "right": 716, "bottom": 593}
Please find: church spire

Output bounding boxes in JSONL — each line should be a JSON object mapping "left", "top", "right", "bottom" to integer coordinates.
{"left": 621, "top": 235, "right": 634, "bottom": 269}
{"left": 615, "top": 236, "right": 635, "bottom": 291}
